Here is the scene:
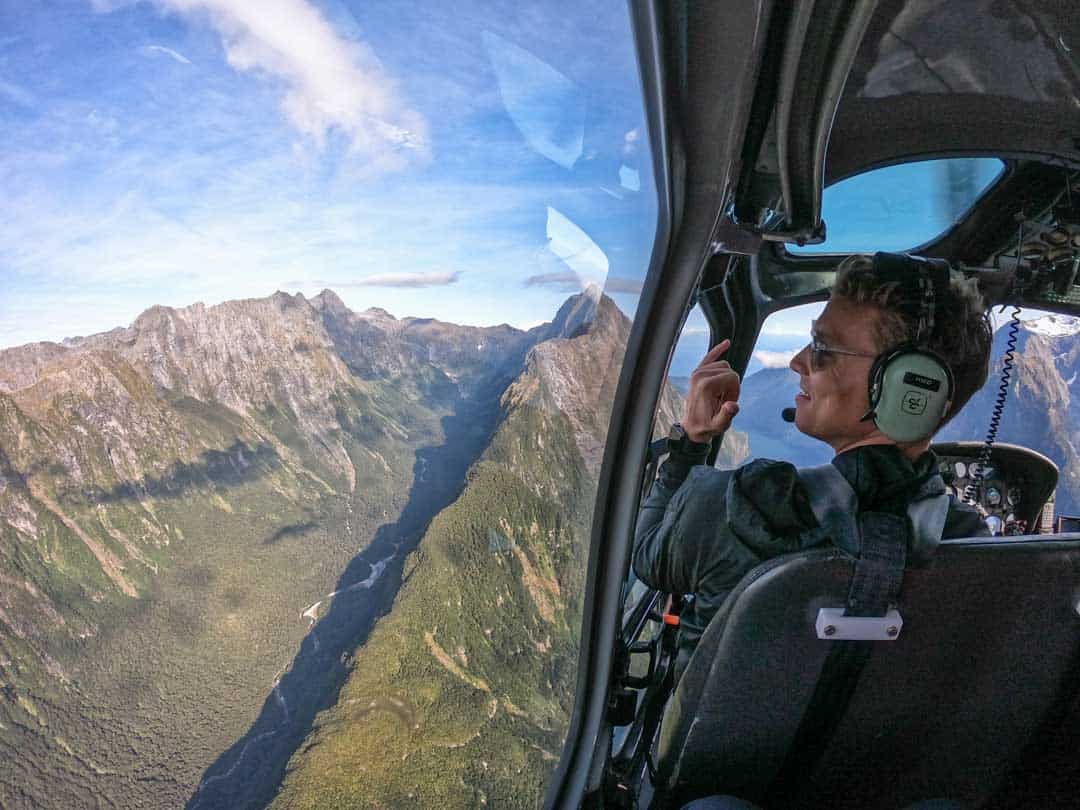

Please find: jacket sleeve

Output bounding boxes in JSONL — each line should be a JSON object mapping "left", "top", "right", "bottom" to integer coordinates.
{"left": 633, "top": 450, "right": 725, "bottom": 595}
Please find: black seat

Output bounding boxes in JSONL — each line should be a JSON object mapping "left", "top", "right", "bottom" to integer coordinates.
{"left": 654, "top": 534, "right": 1080, "bottom": 809}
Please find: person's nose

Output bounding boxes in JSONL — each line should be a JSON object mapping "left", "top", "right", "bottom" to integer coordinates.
{"left": 790, "top": 343, "right": 810, "bottom": 375}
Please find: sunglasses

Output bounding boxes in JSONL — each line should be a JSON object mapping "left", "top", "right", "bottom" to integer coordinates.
{"left": 808, "top": 320, "right": 877, "bottom": 371}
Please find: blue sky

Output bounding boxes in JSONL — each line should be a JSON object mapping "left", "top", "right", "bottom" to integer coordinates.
{"left": 0, "top": 0, "right": 660, "bottom": 348}
{"left": 0, "top": 1, "right": 1015, "bottom": 354}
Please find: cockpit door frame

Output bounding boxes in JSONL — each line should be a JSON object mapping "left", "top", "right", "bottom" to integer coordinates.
{"left": 545, "top": 0, "right": 781, "bottom": 806}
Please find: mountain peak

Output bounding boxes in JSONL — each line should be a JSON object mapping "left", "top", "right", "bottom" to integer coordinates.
{"left": 360, "top": 306, "right": 397, "bottom": 321}
{"left": 311, "top": 289, "right": 348, "bottom": 316}
{"left": 1024, "top": 313, "right": 1080, "bottom": 338}
{"left": 545, "top": 289, "right": 628, "bottom": 341}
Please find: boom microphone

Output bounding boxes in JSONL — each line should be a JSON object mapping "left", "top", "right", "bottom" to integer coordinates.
{"left": 781, "top": 407, "right": 796, "bottom": 423}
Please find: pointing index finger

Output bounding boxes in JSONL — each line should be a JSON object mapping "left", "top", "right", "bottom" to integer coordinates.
{"left": 702, "top": 338, "right": 731, "bottom": 363}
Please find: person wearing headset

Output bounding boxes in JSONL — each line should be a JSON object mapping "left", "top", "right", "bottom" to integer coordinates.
{"left": 633, "top": 252, "right": 994, "bottom": 677}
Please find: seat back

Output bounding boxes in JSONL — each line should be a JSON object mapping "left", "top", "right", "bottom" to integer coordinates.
{"left": 655, "top": 535, "right": 1080, "bottom": 809}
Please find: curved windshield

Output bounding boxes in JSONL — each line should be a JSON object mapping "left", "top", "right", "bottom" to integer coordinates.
{"left": 791, "top": 158, "right": 1004, "bottom": 255}
{"left": 0, "top": 3, "right": 656, "bottom": 808}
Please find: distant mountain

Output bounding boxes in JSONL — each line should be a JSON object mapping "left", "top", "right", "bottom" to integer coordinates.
{"left": 939, "top": 313, "right": 1080, "bottom": 516}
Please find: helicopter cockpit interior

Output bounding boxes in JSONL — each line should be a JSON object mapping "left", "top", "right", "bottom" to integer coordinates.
{"left": 545, "top": 1, "right": 1080, "bottom": 808}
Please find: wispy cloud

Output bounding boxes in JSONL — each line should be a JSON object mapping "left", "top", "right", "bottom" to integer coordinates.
{"left": 524, "top": 271, "right": 578, "bottom": 290}
{"left": 524, "top": 271, "right": 641, "bottom": 296}
{"left": 753, "top": 349, "right": 798, "bottom": 368}
{"left": 94, "top": 0, "right": 429, "bottom": 172}
{"left": 605, "top": 275, "right": 643, "bottom": 295}
{"left": 313, "top": 271, "right": 462, "bottom": 288}
{"left": 0, "top": 78, "right": 35, "bottom": 109}
{"left": 141, "top": 44, "right": 192, "bottom": 64}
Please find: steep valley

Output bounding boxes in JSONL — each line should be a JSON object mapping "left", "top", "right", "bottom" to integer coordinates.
{"left": 0, "top": 290, "right": 539, "bottom": 809}
{"left": 267, "top": 295, "right": 739, "bottom": 809}
{"left": 0, "top": 287, "right": 704, "bottom": 810}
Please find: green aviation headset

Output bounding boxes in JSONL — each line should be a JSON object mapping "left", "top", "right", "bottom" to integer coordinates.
{"left": 862, "top": 252, "right": 956, "bottom": 444}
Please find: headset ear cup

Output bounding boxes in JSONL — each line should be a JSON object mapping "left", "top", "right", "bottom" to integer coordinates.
{"left": 870, "top": 347, "right": 954, "bottom": 443}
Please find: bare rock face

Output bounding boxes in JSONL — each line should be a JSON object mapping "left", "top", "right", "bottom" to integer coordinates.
{"left": 504, "top": 292, "right": 633, "bottom": 476}
{"left": 311, "top": 288, "right": 533, "bottom": 396}
{"left": 0, "top": 342, "right": 72, "bottom": 393}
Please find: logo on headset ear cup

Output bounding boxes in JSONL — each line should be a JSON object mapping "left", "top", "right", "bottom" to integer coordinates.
{"left": 868, "top": 347, "right": 954, "bottom": 443}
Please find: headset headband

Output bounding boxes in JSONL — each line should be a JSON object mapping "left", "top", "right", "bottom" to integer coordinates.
{"left": 871, "top": 252, "right": 951, "bottom": 344}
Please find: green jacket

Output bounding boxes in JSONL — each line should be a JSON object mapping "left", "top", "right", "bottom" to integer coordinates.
{"left": 633, "top": 443, "right": 987, "bottom": 667}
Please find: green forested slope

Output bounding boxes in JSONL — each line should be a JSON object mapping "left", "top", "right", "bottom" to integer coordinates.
{"left": 272, "top": 377, "right": 594, "bottom": 810}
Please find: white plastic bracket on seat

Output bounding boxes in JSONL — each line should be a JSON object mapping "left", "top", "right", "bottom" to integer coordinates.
{"left": 815, "top": 608, "right": 904, "bottom": 641}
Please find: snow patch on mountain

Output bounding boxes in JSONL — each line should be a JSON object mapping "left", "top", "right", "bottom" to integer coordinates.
{"left": 1025, "top": 314, "right": 1080, "bottom": 338}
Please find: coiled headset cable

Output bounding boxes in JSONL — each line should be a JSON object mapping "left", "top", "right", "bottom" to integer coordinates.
{"left": 963, "top": 225, "right": 1024, "bottom": 505}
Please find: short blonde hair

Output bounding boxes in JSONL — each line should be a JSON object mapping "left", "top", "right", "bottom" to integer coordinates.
{"left": 833, "top": 254, "right": 992, "bottom": 425}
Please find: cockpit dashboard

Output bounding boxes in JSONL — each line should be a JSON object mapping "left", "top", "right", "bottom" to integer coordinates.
{"left": 931, "top": 442, "right": 1058, "bottom": 536}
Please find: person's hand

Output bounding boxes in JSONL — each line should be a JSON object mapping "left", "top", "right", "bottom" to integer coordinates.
{"left": 682, "top": 339, "right": 741, "bottom": 443}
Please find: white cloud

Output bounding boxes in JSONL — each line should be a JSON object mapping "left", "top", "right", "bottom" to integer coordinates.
{"left": 760, "top": 301, "right": 825, "bottom": 336}
{"left": 753, "top": 349, "right": 798, "bottom": 368}
{"left": 95, "top": 0, "right": 429, "bottom": 171}
{"left": 141, "top": 44, "right": 192, "bottom": 64}
{"left": 334, "top": 271, "right": 461, "bottom": 288}
{"left": 604, "top": 275, "right": 643, "bottom": 295}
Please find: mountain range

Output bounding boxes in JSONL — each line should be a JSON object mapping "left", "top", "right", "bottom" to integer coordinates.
{"left": 0, "top": 287, "right": 710, "bottom": 809}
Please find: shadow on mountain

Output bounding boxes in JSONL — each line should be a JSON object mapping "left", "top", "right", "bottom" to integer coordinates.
{"left": 186, "top": 374, "right": 517, "bottom": 810}
{"left": 262, "top": 521, "right": 320, "bottom": 546}
{"left": 61, "top": 441, "right": 281, "bottom": 505}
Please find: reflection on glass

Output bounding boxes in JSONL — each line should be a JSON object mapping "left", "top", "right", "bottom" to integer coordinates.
{"left": 546, "top": 206, "right": 610, "bottom": 291}
{"left": 483, "top": 30, "right": 585, "bottom": 169}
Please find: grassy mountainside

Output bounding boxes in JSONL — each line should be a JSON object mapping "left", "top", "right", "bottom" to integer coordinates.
{"left": 0, "top": 290, "right": 533, "bottom": 809}
{"left": 272, "top": 396, "right": 591, "bottom": 808}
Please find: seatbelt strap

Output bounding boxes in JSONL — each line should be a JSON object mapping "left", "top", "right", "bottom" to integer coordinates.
{"left": 799, "top": 463, "right": 950, "bottom": 614}
{"left": 767, "top": 464, "right": 949, "bottom": 802}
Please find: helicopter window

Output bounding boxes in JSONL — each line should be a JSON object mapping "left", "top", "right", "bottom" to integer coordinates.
{"left": 741, "top": 303, "right": 831, "bottom": 467}
{"left": 0, "top": 2, "right": 656, "bottom": 808}
{"left": 937, "top": 308, "right": 1080, "bottom": 531}
{"left": 742, "top": 298, "right": 1080, "bottom": 535}
{"left": 790, "top": 157, "right": 1004, "bottom": 255}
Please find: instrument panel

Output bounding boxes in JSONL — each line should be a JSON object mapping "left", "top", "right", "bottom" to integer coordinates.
{"left": 931, "top": 442, "right": 1059, "bottom": 536}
